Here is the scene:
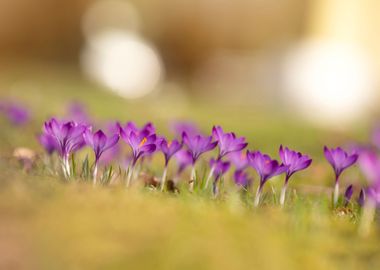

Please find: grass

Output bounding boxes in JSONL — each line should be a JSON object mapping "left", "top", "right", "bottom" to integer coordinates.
{"left": 0, "top": 63, "right": 379, "bottom": 269}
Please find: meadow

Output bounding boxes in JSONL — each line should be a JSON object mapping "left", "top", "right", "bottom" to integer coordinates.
{"left": 0, "top": 64, "right": 379, "bottom": 270}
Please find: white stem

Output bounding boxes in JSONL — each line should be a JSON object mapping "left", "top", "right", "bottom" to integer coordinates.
{"left": 61, "top": 156, "right": 70, "bottom": 179}
{"left": 254, "top": 186, "right": 262, "bottom": 207}
{"left": 333, "top": 182, "right": 339, "bottom": 207}
{"left": 359, "top": 199, "right": 376, "bottom": 237}
{"left": 61, "top": 161, "right": 68, "bottom": 179}
{"left": 189, "top": 165, "right": 196, "bottom": 192}
{"left": 204, "top": 165, "right": 215, "bottom": 189}
{"left": 126, "top": 165, "right": 134, "bottom": 188}
{"left": 280, "top": 184, "right": 288, "bottom": 207}
{"left": 92, "top": 164, "right": 98, "bottom": 186}
{"left": 160, "top": 166, "right": 168, "bottom": 191}
{"left": 65, "top": 156, "right": 71, "bottom": 178}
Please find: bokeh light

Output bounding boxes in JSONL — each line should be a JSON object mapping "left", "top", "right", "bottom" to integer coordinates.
{"left": 283, "top": 40, "right": 378, "bottom": 127}
{"left": 80, "top": 0, "right": 163, "bottom": 99}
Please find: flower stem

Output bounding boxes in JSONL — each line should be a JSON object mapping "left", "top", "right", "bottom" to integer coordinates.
{"left": 333, "top": 181, "right": 339, "bottom": 207}
{"left": 160, "top": 166, "right": 168, "bottom": 191}
{"left": 280, "top": 183, "right": 288, "bottom": 207}
{"left": 65, "top": 156, "right": 71, "bottom": 178}
{"left": 254, "top": 184, "right": 263, "bottom": 207}
{"left": 204, "top": 165, "right": 215, "bottom": 189}
{"left": 92, "top": 163, "right": 98, "bottom": 186}
{"left": 212, "top": 181, "right": 218, "bottom": 198}
{"left": 189, "top": 165, "right": 196, "bottom": 192}
{"left": 61, "top": 155, "right": 70, "bottom": 180}
{"left": 126, "top": 164, "right": 135, "bottom": 188}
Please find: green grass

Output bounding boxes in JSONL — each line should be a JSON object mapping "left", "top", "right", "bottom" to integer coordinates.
{"left": 0, "top": 63, "right": 379, "bottom": 270}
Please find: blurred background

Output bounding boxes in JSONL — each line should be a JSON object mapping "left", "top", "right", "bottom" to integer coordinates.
{"left": 0, "top": 0, "right": 380, "bottom": 129}
{"left": 1, "top": 3, "right": 380, "bottom": 269}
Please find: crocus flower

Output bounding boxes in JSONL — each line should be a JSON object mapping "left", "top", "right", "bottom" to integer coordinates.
{"left": 182, "top": 132, "right": 217, "bottom": 191}
{"left": 38, "top": 133, "right": 59, "bottom": 155}
{"left": 97, "top": 122, "right": 122, "bottom": 165}
{"left": 119, "top": 122, "right": 156, "bottom": 187}
{"left": 359, "top": 181, "right": 379, "bottom": 236}
{"left": 358, "top": 188, "right": 366, "bottom": 206}
{"left": 158, "top": 138, "right": 182, "bottom": 191}
{"left": 182, "top": 132, "right": 217, "bottom": 164}
{"left": 366, "top": 181, "right": 380, "bottom": 206}
{"left": 358, "top": 150, "right": 380, "bottom": 184}
{"left": 344, "top": 184, "right": 354, "bottom": 207}
{"left": 119, "top": 121, "right": 155, "bottom": 138}
{"left": 174, "top": 149, "right": 193, "bottom": 178}
{"left": 324, "top": 146, "right": 358, "bottom": 206}
{"left": 204, "top": 126, "right": 248, "bottom": 189}
{"left": 83, "top": 129, "right": 119, "bottom": 184}
{"left": 170, "top": 121, "right": 201, "bottom": 138}
{"left": 209, "top": 158, "right": 230, "bottom": 196}
{"left": 212, "top": 126, "right": 248, "bottom": 158}
{"left": 4, "top": 104, "right": 30, "bottom": 126}
{"left": 227, "top": 151, "right": 249, "bottom": 171}
{"left": 43, "top": 118, "right": 88, "bottom": 178}
{"left": 247, "top": 151, "right": 287, "bottom": 206}
{"left": 66, "top": 102, "right": 91, "bottom": 124}
{"left": 279, "top": 145, "right": 312, "bottom": 206}
{"left": 119, "top": 122, "right": 157, "bottom": 164}
{"left": 233, "top": 169, "right": 251, "bottom": 189}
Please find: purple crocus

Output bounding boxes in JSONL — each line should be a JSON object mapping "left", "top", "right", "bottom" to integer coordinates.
{"left": 83, "top": 129, "right": 119, "bottom": 184}
{"left": 182, "top": 132, "right": 217, "bottom": 164}
{"left": 212, "top": 126, "right": 248, "bottom": 158}
{"left": 3, "top": 104, "right": 30, "bottom": 126}
{"left": 358, "top": 188, "right": 366, "bottom": 206}
{"left": 247, "top": 151, "right": 287, "bottom": 206}
{"left": 170, "top": 121, "right": 201, "bottom": 138}
{"left": 344, "top": 184, "right": 354, "bottom": 207}
{"left": 324, "top": 146, "right": 358, "bottom": 206}
{"left": 209, "top": 158, "right": 230, "bottom": 196}
{"left": 97, "top": 122, "right": 122, "bottom": 165}
{"left": 233, "top": 169, "right": 251, "bottom": 189}
{"left": 204, "top": 126, "right": 248, "bottom": 189}
{"left": 118, "top": 122, "right": 157, "bottom": 164}
{"left": 119, "top": 121, "right": 155, "bottom": 138}
{"left": 358, "top": 150, "right": 380, "bottom": 184}
{"left": 66, "top": 102, "right": 91, "bottom": 124}
{"left": 43, "top": 118, "right": 88, "bottom": 178}
{"left": 174, "top": 149, "right": 193, "bottom": 179}
{"left": 279, "top": 145, "right": 312, "bottom": 206}
{"left": 119, "top": 122, "right": 156, "bottom": 187}
{"left": 158, "top": 138, "right": 182, "bottom": 191}
{"left": 359, "top": 181, "right": 380, "bottom": 236}
{"left": 38, "top": 133, "right": 59, "bottom": 155}
{"left": 228, "top": 151, "right": 249, "bottom": 171}
{"left": 367, "top": 181, "right": 380, "bottom": 207}
{"left": 182, "top": 132, "right": 217, "bottom": 191}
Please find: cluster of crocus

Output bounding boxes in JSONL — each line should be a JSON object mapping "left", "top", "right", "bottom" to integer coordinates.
{"left": 204, "top": 126, "right": 248, "bottom": 189}
{"left": 40, "top": 117, "right": 373, "bottom": 209}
